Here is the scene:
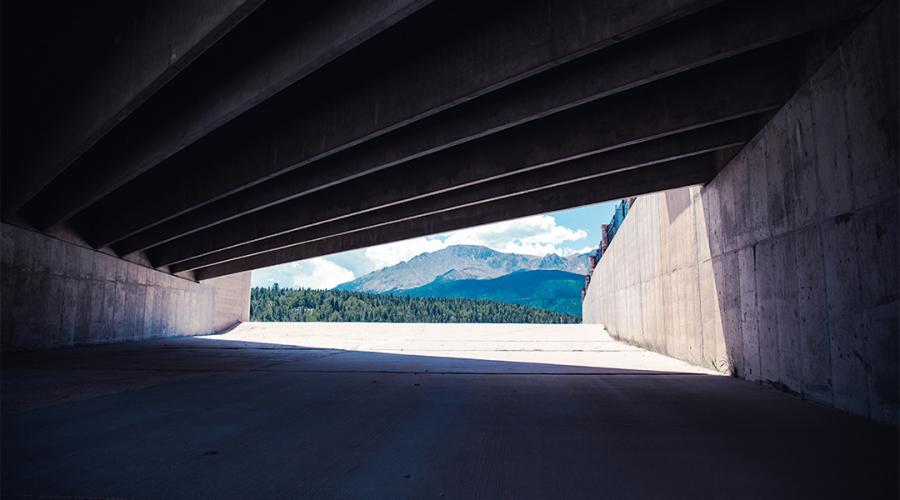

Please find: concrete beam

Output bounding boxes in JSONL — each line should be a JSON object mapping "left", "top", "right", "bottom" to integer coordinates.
{"left": 194, "top": 155, "right": 717, "bottom": 280}
{"left": 74, "top": 0, "right": 723, "bottom": 248}
{"left": 170, "top": 119, "right": 757, "bottom": 273}
{"left": 23, "top": 0, "right": 433, "bottom": 230}
{"left": 109, "top": 0, "right": 863, "bottom": 256}
{"left": 1, "top": 0, "right": 264, "bottom": 218}
{"left": 148, "top": 48, "right": 795, "bottom": 268}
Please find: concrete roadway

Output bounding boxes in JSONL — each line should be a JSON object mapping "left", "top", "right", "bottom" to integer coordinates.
{"left": 2, "top": 323, "right": 897, "bottom": 499}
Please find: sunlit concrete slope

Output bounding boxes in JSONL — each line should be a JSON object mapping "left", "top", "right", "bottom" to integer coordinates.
{"left": 203, "top": 322, "right": 720, "bottom": 374}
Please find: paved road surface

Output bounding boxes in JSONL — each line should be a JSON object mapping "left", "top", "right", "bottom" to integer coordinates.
{"left": 2, "top": 323, "right": 897, "bottom": 499}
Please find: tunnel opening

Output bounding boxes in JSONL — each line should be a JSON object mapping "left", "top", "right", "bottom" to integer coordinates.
{"left": 1, "top": 0, "right": 897, "bottom": 497}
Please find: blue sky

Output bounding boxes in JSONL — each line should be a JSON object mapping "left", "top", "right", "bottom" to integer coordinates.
{"left": 251, "top": 200, "right": 620, "bottom": 289}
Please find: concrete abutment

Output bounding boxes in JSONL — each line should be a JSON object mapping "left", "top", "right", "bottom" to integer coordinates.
{"left": 583, "top": 3, "right": 899, "bottom": 423}
{"left": 0, "top": 222, "right": 250, "bottom": 350}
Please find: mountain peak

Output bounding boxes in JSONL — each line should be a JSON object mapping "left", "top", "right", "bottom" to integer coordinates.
{"left": 335, "top": 244, "right": 590, "bottom": 293}
{"left": 444, "top": 244, "right": 501, "bottom": 257}
{"left": 539, "top": 253, "right": 565, "bottom": 267}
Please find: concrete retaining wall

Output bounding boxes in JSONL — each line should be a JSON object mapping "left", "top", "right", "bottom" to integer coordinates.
{"left": 583, "top": 5, "right": 898, "bottom": 423}
{"left": 0, "top": 223, "right": 251, "bottom": 350}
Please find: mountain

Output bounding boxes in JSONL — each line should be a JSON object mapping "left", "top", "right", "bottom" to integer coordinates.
{"left": 398, "top": 269, "right": 583, "bottom": 316}
{"left": 336, "top": 245, "right": 589, "bottom": 293}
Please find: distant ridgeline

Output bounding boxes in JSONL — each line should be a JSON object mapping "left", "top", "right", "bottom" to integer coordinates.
{"left": 250, "top": 286, "right": 579, "bottom": 324}
{"left": 397, "top": 269, "right": 583, "bottom": 316}
{"left": 335, "top": 245, "right": 588, "bottom": 316}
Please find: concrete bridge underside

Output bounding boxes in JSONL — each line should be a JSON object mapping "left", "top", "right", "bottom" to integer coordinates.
{"left": 1, "top": 0, "right": 893, "bottom": 343}
{"left": 2, "top": 0, "right": 886, "bottom": 279}
{"left": 0, "top": 0, "right": 897, "bottom": 497}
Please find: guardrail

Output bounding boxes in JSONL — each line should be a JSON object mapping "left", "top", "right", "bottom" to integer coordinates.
{"left": 582, "top": 197, "right": 635, "bottom": 301}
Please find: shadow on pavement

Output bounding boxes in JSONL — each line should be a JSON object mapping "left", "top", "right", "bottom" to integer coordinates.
{"left": 2, "top": 334, "right": 897, "bottom": 499}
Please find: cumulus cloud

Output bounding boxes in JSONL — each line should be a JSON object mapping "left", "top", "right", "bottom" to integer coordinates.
{"left": 251, "top": 257, "right": 354, "bottom": 289}
{"left": 442, "top": 215, "right": 587, "bottom": 256}
{"left": 567, "top": 245, "right": 596, "bottom": 256}
{"left": 363, "top": 237, "right": 448, "bottom": 269}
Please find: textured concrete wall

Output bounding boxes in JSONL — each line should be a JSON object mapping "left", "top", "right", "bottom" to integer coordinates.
{"left": 0, "top": 223, "right": 251, "bottom": 350}
{"left": 584, "top": 5, "right": 898, "bottom": 423}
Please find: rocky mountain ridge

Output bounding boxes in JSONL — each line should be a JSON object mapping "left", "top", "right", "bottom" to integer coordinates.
{"left": 335, "top": 244, "right": 589, "bottom": 293}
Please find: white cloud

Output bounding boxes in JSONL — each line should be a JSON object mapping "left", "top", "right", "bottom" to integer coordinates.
{"left": 251, "top": 257, "right": 354, "bottom": 289}
{"left": 363, "top": 237, "right": 448, "bottom": 269}
{"left": 291, "top": 258, "right": 355, "bottom": 289}
{"left": 441, "top": 215, "right": 588, "bottom": 256}
{"left": 567, "top": 245, "right": 596, "bottom": 256}
{"left": 360, "top": 214, "right": 588, "bottom": 269}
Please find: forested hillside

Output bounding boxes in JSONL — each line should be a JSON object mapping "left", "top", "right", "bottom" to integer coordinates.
{"left": 250, "top": 286, "right": 580, "bottom": 323}
{"left": 399, "top": 269, "right": 583, "bottom": 315}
